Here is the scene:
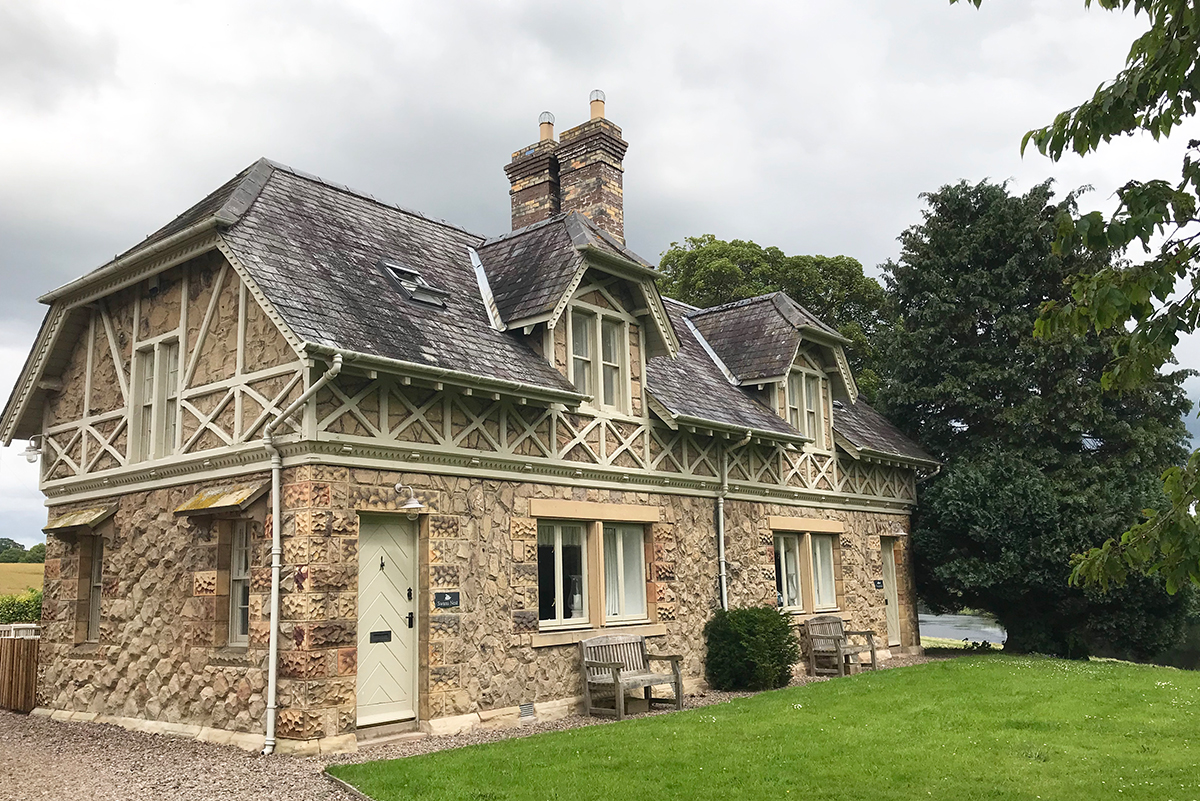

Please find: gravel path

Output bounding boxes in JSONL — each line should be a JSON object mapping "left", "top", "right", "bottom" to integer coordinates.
{"left": 0, "top": 653, "right": 941, "bottom": 801}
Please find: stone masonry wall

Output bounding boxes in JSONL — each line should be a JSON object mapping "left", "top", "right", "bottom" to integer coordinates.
{"left": 39, "top": 476, "right": 271, "bottom": 735}
{"left": 37, "top": 467, "right": 916, "bottom": 746}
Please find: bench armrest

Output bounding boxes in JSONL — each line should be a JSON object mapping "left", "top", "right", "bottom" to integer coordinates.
{"left": 584, "top": 660, "right": 623, "bottom": 670}
{"left": 845, "top": 630, "right": 875, "bottom": 641}
{"left": 647, "top": 653, "right": 682, "bottom": 662}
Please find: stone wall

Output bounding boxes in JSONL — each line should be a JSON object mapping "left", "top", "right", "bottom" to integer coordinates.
{"left": 39, "top": 476, "right": 272, "bottom": 739}
{"left": 36, "top": 466, "right": 917, "bottom": 749}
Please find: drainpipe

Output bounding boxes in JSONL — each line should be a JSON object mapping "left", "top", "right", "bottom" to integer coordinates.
{"left": 260, "top": 353, "right": 343, "bottom": 755}
{"left": 717, "top": 430, "right": 753, "bottom": 611}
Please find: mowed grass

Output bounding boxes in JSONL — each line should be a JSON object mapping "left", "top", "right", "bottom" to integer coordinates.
{"left": 0, "top": 563, "right": 42, "bottom": 595}
{"left": 329, "top": 656, "right": 1200, "bottom": 801}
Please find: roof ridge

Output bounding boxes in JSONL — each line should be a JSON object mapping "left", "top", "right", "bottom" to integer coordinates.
{"left": 480, "top": 213, "right": 569, "bottom": 246}
{"left": 259, "top": 158, "right": 485, "bottom": 241}
{"left": 686, "top": 292, "right": 779, "bottom": 318}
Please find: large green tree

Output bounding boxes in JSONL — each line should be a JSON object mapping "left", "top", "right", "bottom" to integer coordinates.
{"left": 952, "top": 1, "right": 1200, "bottom": 591}
{"left": 880, "top": 178, "right": 1193, "bottom": 657}
{"left": 657, "top": 235, "right": 890, "bottom": 399}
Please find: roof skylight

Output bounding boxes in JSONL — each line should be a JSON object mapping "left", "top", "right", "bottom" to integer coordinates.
{"left": 378, "top": 259, "right": 449, "bottom": 307}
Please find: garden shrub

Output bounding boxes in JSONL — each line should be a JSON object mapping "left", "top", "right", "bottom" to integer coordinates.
{"left": 703, "top": 606, "right": 801, "bottom": 690}
{"left": 0, "top": 588, "right": 42, "bottom": 624}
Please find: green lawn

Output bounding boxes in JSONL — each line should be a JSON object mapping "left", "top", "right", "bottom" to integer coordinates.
{"left": 328, "top": 656, "right": 1200, "bottom": 801}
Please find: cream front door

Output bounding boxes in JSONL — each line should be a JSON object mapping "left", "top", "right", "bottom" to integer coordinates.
{"left": 881, "top": 537, "right": 901, "bottom": 647}
{"left": 357, "top": 515, "right": 418, "bottom": 727}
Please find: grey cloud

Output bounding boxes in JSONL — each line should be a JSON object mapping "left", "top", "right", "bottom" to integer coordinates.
{"left": 0, "top": 4, "right": 117, "bottom": 108}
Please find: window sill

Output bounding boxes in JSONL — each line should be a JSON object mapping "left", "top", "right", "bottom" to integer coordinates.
{"left": 67, "top": 642, "right": 103, "bottom": 659}
{"left": 532, "top": 621, "right": 667, "bottom": 648}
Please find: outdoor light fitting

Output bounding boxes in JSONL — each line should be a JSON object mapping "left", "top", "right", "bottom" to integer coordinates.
{"left": 23, "top": 438, "right": 41, "bottom": 464}
{"left": 395, "top": 484, "right": 426, "bottom": 520}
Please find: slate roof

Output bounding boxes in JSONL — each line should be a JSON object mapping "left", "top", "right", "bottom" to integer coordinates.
{"left": 833, "top": 399, "right": 937, "bottom": 465}
{"left": 16, "top": 157, "right": 932, "bottom": 466}
{"left": 686, "top": 293, "right": 847, "bottom": 384}
{"left": 646, "top": 299, "right": 800, "bottom": 439}
{"left": 477, "top": 212, "right": 653, "bottom": 324}
{"left": 216, "top": 162, "right": 577, "bottom": 396}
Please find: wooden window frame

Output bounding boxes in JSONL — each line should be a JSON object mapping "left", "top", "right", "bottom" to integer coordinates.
{"left": 785, "top": 367, "right": 827, "bottom": 450}
{"left": 566, "top": 303, "right": 631, "bottom": 415}
{"left": 601, "top": 523, "right": 649, "bottom": 624}
{"left": 228, "top": 520, "right": 251, "bottom": 647}
{"left": 774, "top": 533, "right": 806, "bottom": 613}
{"left": 770, "top": 519, "right": 843, "bottom": 614}
{"left": 133, "top": 338, "right": 181, "bottom": 462}
{"left": 537, "top": 520, "right": 590, "bottom": 630}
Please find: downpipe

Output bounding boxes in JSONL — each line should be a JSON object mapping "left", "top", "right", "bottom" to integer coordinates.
{"left": 717, "top": 430, "right": 753, "bottom": 611}
{"left": 260, "top": 353, "right": 342, "bottom": 755}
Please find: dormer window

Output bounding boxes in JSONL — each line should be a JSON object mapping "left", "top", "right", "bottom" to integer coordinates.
{"left": 379, "top": 259, "right": 449, "bottom": 307}
{"left": 786, "top": 369, "right": 825, "bottom": 448}
{"left": 569, "top": 308, "right": 628, "bottom": 411}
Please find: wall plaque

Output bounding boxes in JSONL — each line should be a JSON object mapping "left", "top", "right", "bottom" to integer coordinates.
{"left": 873, "top": 579, "right": 885, "bottom": 590}
{"left": 434, "top": 591, "right": 460, "bottom": 609}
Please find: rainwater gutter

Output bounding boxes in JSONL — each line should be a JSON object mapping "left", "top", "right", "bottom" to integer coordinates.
{"left": 717, "top": 429, "right": 753, "bottom": 611}
{"left": 260, "top": 353, "right": 342, "bottom": 755}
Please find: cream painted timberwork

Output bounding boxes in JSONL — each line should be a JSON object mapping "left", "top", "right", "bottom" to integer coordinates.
{"left": 39, "top": 250, "right": 307, "bottom": 488}
{"left": 357, "top": 514, "right": 418, "bottom": 726}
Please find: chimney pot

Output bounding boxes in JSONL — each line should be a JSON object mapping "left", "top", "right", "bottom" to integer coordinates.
{"left": 589, "top": 89, "right": 606, "bottom": 120}
{"left": 538, "top": 111, "right": 555, "bottom": 142}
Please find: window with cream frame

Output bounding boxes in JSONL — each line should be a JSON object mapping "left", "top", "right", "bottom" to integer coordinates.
{"left": 568, "top": 304, "right": 631, "bottom": 413}
{"left": 537, "top": 521, "right": 589, "bottom": 628}
{"left": 785, "top": 368, "right": 826, "bottom": 448}
{"left": 602, "top": 523, "right": 648, "bottom": 622}
{"left": 228, "top": 520, "right": 251, "bottom": 646}
{"left": 774, "top": 530, "right": 839, "bottom": 613}
{"left": 133, "top": 339, "right": 181, "bottom": 461}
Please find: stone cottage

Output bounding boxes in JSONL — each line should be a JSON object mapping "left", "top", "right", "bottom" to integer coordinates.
{"left": 0, "top": 92, "right": 935, "bottom": 754}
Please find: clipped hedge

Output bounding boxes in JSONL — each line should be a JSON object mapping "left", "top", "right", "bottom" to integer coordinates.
{"left": 703, "top": 606, "right": 801, "bottom": 690}
{"left": 0, "top": 588, "right": 42, "bottom": 624}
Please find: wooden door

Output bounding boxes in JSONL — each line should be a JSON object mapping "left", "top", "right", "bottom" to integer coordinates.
{"left": 357, "top": 515, "right": 418, "bottom": 727}
{"left": 881, "top": 537, "right": 901, "bottom": 647}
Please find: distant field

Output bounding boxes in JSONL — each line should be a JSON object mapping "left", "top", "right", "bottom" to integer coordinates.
{"left": 0, "top": 563, "right": 44, "bottom": 595}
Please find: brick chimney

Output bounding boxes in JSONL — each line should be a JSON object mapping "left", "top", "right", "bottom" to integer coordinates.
{"left": 557, "top": 90, "right": 628, "bottom": 243}
{"left": 503, "top": 92, "right": 629, "bottom": 242}
{"left": 504, "top": 111, "right": 560, "bottom": 230}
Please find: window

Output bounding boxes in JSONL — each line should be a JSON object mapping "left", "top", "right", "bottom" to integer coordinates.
{"left": 568, "top": 307, "right": 628, "bottom": 412}
{"left": 229, "top": 521, "right": 251, "bottom": 646}
{"left": 87, "top": 537, "right": 103, "bottom": 642}
{"left": 811, "top": 534, "right": 836, "bottom": 609}
{"left": 773, "top": 530, "right": 839, "bottom": 613}
{"left": 571, "top": 312, "right": 592, "bottom": 395}
{"left": 603, "top": 524, "right": 647, "bottom": 621}
{"left": 379, "top": 259, "right": 449, "bottom": 306}
{"left": 786, "top": 369, "right": 825, "bottom": 447}
{"left": 537, "top": 522, "right": 587, "bottom": 627}
{"left": 774, "top": 534, "right": 804, "bottom": 611}
{"left": 135, "top": 340, "right": 180, "bottom": 461}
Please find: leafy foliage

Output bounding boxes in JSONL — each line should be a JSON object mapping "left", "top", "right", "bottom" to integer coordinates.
{"left": 703, "top": 606, "right": 801, "bottom": 690}
{"left": 952, "top": 1, "right": 1200, "bottom": 591}
{"left": 658, "top": 235, "right": 891, "bottom": 399}
{"left": 0, "top": 588, "right": 42, "bottom": 625}
{"left": 0, "top": 548, "right": 23, "bottom": 564}
{"left": 880, "top": 179, "right": 1193, "bottom": 658}
{"left": 0, "top": 538, "right": 20, "bottom": 552}
{"left": 20, "top": 544, "right": 44, "bottom": 564}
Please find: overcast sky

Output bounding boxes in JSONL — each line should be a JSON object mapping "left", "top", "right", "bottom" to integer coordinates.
{"left": 0, "top": 0, "right": 1197, "bottom": 547}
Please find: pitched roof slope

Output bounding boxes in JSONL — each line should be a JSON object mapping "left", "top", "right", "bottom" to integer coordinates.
{"left": 478, "top": 211, "right": 655, "bottom": 324}
{"left": 686, "top": 293, "right": 846, "bottom": 384}
{"left": 646, "top": 299, "right": 798, "bottom": 437}
{"left": 833, "top": 399, "right": 937, "bottom": 464}
{"left": 218, "top": 165, "right": 575, "bottom": 394}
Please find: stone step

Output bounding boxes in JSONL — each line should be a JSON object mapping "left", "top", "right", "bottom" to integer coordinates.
{"left": 357, "top": 730, "right": 429, "bottom": 748}
{"left": 355, "top": 720, "right": 428, "bottom": 748}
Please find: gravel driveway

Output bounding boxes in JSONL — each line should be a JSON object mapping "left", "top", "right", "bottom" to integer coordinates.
{"left": 0, "top": 654, "right": 937, "bottom": 801}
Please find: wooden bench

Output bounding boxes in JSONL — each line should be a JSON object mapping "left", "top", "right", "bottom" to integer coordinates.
{"left": 804, "top": 615, "right": 877, "bottom": 677}
{"left": 580, "top": 634, "right": 683, "bottom": 720}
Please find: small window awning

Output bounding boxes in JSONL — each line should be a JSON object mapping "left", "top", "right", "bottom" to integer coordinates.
{"left": 174, "top": 481, "right": 270, "bottom": 516}
{"left": 43, "top": 504, "right": 118, "bottom": 535}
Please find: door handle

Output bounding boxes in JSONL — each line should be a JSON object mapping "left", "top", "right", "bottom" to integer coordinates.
{"left": 407, "top": 587, "right": 413, "bottom": 601}
{"left": 406, "top": 612, "right": 414, "bottom": 629}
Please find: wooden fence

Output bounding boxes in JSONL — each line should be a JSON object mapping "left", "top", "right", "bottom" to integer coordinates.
{"left": 0, "top": 637, "right": 38, "bottom": 713}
